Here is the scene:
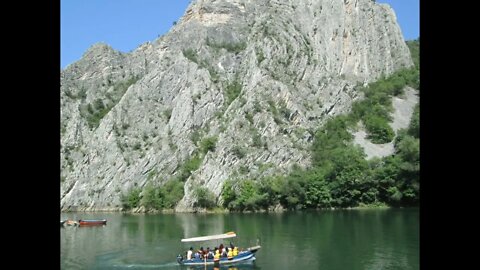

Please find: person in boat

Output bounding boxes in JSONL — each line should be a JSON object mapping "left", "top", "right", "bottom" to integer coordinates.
{"left": 221, "top": 244, "right": 227, "bottom": 257}
{"left": 187, "top": 247, "right": 193, "bottom": 260}
{"left": 194, "top": 250, "right": 200, "bottom": 259}
{"left": 227, "top": 247, "right": 233, "bottom": 260}
{"left": 233, "top": 246, "right": 238, "bottom": 257}
{"left": 207, "top": 247, "right": 214, "bottom": 259}
{"left": 214, "top": 248, "right": 220, "bottom": 264}
{"left": 198, "top": 247, "right": 205, "bottom": 259}
{"left": 218, "top": 243, "right": 224, "bottom": 256}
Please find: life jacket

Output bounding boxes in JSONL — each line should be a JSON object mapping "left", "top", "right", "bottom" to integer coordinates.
{"left": 227, "top": 248, "right": 233, "bottom": 259}
{"left": 214, "top": 250, "right": 220, "bottom": 262}
{"left": 233, "top": 247, "right": 238, "bottom": 256}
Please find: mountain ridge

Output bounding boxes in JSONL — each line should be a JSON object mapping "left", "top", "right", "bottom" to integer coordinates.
{"left": 60, "top": 0, "right": 414, "bottom": 212}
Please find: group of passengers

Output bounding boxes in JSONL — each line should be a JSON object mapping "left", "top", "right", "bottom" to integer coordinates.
{"left": 186, "top": 243, "right": 239, "bottom": 261}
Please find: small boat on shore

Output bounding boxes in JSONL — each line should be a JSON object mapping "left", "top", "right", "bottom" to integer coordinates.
{"left": 176, "top": 232, "right": 261, "bottom": 267}
{"left": 78, "top": 219, "right": 107, "bottom": 226}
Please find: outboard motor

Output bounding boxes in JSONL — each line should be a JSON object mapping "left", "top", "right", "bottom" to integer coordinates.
{"left": 176, "top": 254, "right": 183, "bottom": 264}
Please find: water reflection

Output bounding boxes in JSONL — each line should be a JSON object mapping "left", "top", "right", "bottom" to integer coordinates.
{"left": 177, "top": 213, "right": 228, "bottom": 239}
{"left": 61, "top": 209, "right": 418, "bottom": 270}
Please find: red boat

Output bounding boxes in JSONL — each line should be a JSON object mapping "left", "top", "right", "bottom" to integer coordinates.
{"left": 78, "top": 219, "right": 107, "bottom": 226}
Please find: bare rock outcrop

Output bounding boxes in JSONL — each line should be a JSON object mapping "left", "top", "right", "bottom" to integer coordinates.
{"left": 60, "top": 0, "right": 412, "bottom": 211}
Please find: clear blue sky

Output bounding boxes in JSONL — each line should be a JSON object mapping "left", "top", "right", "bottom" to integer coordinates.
{"left": 61, "top": 0, "right": 419, "bottom": 69}
{"left": 378, "top": 0, "right": 419, "bottom": 40}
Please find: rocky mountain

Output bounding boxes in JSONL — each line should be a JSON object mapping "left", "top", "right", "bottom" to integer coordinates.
{"left": 60, "top": 0, "right": 413, "bottom": 212}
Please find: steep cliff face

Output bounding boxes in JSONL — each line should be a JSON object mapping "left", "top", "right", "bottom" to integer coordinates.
{"left": 60, "top": 0, "right": 412, "bottom": 211}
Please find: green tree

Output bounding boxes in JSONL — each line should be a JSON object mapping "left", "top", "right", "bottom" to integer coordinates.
{"left": 394, "top": 135, "right": 420, "bottom": 205}
{"left": 121, "top": 188, "right": 142, "bottom": 210}
{"left": 302, "top": 168, "right": 332, "bottom": 208}
{"left": 142, "top": 183, "right": 163, "bottom": 209}
{"left": 161, "top": 180, "right": 184, "bottom": 208}
{"left": 221, "top": 180, "right": 237, "bottom": 209}
{"left": 311, "top": 116, "right": 354, "bottom": 167}
{"left": 408, "top": 104, "right": 419, "bottom": 138}
{"left": 281, "top": 169, "right": 308, "bottom": 209}
{"left": 200, "top": 136, "right": 218, "bottom": 154}
{"left": 193, "top": 186, "right": 216, "bottom": 209}
{"left": 178, "top": 155, "right": 202, "bottom": 181}
{"left": 364, "top": 115, "right": 395, "bottom": 143}
{"left": 258, "top": 176, "right": 286, "bottom": 207}
{"left": 232, "top": 180, "right": 265, "bottom": 211}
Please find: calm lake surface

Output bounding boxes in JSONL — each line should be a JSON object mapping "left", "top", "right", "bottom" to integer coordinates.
{"left": 61, "top": 208, "right": 419, "bottom": 270}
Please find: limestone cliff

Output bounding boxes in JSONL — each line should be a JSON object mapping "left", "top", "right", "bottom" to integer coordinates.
{"left": 60, "top": 0, "right": 412, "bottom": 211}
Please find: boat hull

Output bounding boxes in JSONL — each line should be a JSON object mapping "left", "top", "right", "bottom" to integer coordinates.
{"left": 178, "top": 250, "right": 257, "bottom": 266}
{"left": 78, "top": 219, "right": 107, "bottom": 226}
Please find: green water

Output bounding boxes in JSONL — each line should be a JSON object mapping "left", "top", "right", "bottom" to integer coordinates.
{"left": 61, "top": 208, "right": 419, "bottom": 269}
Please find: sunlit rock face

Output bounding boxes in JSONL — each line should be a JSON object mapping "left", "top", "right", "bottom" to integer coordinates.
{"left": 60, "top": 0, "right": 412, "bottom": 211}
